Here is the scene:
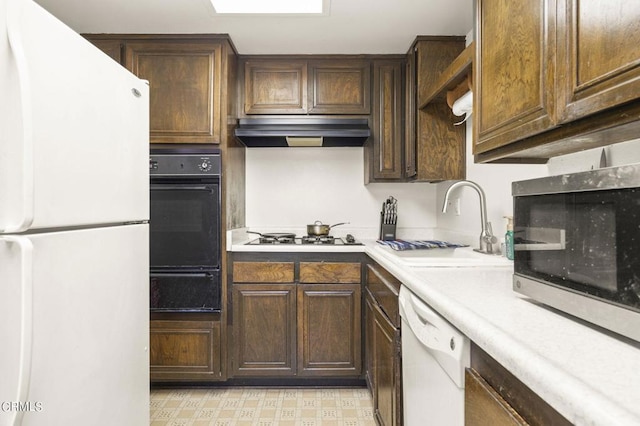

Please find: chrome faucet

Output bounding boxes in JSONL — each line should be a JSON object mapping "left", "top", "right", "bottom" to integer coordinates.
{"left": 442, "top": 180, "right": 498, "bottom": 254}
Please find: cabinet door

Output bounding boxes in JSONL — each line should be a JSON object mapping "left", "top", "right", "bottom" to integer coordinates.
{"left": 364, "top": 290, "right": 376, "bottom": 394}
{"left": 244, "top": 60, "right": 308, "bottom": 114}
{"left": 308, "top": 60, "right": 371, "bottom": 114}
{"left": 150, "top": 319, "right": 222, "bottom": 381}
{"left": 465, "top": 368, "right": 528, "bottom": 426}
{"left": 369, "top": 60, "right": 404, "bottom": 181}
{"left": 125, "top": 41, "right": 222, "bottom": 144}
{"left": 556, "top": 0, "right": 640, "bottom": 123}
{"left": 474, "top": 0, "right": 557, "bottom": 154}
{"left": 232, "top": 283, "right": 297, "bottom": 376}
{"left": 373, "top": 302, "right": 402, "bottom": 426}
{"left": 297, "top": 283, "right": 362, "bottom": 377}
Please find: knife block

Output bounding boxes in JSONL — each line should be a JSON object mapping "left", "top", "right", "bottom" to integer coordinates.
{"left": 379, "top": 214, "right": 396, "bottom": 241}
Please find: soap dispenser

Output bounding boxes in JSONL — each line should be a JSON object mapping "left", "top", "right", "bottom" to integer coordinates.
{"left": 504, "top": 216, "right": 514, "bottom": 260}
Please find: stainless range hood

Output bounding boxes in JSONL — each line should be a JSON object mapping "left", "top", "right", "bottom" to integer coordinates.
{"left": 234, "top": 118, "right": 370, "bottom": 147}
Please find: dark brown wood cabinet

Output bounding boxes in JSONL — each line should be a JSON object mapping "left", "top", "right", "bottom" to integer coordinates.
{"left": 243, "top": 60, "right": 308, "bottom": 114}
{"left": 365, "top": 262, "right": 402, "bottom": 426}
{"left": 230, "top": 254, "right": 364, "bottom": 379}
{"left": 474, "top": 0, "right": 640, "bottom": 162}
{"left": 241, "top": 57, "right": 371, "bottom": 116}
{"left": 150, "top": 315, "right": 223, "bottom": 382}
{"left": 466, "top": 343, "right": 571, "bottom": 426}
{"left": 232, "top": 283, "right": 297, "bottom": 376}
{"left": 125, "top": 40, "right": 223, "bottom": 144}
{"left": 407, "top": 37, "right": 466, "bottom": 182}
{"left": 84, "top": 35, "right": 237, "bottom": 145}
{"left": 556, "top": 1, "right": 640, "bottom": 124}
{"left": 308, "top": 60, "right": 370, "bottom": 114}
{"left": 365, "top": 59, "right": 406, "bottom": 183}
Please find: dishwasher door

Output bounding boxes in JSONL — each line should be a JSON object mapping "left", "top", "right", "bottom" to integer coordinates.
{"left": 398, "top": 285, "right": 470, "bottom": 426}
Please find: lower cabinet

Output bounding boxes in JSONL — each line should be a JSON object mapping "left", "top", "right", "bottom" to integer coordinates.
{"left": 150, "top": 315, "right": 223, "bottom": 382}
{"left": 230, "top": 254, "right": 364, "bottom": 379}
{"left": 365, "top": 262, "right": 402, "bottom": 426}
{"left": 465, "top": 343, "right": 571, "bottom": 426}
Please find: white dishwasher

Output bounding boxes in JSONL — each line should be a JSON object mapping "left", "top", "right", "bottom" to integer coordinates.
{"left": 399, "top": 285, "right": 470, "bottom": 426}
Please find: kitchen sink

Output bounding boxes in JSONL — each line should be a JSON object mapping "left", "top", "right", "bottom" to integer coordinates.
{"left": 374, "top": 245, "right": 512, "bottom": 267}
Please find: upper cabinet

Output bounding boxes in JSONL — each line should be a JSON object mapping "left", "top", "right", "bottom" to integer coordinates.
{"left": 243, "top": 60, "right": 308, "bottom": 114}
{"left": 308, "top": 60, "right": 371, "bottom": 114}
{"left": 408, "top": 37, "right": 466, "bottom": 182}
{"left": 556, "top": 0, "right": 640, "bottom": 123}
{"left": 474, "top": 0, "right": 640, "bottom": 162}
{"left": 84, "top": 35, "right": 238, "bottom": 144}
{"left": 241, "top": 57, "right": 371, "bottom": 116}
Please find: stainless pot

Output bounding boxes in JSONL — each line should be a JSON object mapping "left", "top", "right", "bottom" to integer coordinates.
{"left": 306, "top": 221, "right": 348, "bottom": 236}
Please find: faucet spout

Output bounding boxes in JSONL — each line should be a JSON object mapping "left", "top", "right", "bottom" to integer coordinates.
{"left": 442, "top": 180, "right": 498, "bottom": 254}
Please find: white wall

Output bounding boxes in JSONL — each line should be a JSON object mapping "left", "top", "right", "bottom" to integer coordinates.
{"left": 245, "top": 147, "right": 438, "bottom": 238}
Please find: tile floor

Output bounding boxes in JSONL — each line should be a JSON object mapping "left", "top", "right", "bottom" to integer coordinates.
{"left": 150, "top": 387, "right": 377, "bottom": 426}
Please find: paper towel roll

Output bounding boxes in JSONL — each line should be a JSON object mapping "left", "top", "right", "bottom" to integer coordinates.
{"left": 452, "top": 90, "right": 473, "bottom": 117}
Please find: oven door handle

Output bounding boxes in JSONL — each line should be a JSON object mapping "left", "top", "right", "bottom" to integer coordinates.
{"left": 150, "top": 272, "right": 216, "bottom": 278}
{"left": 150, "top": 185, "right": 215, "bottom": 193}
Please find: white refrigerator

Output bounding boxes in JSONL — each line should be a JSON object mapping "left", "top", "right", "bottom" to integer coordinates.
{"left": 0, "top": 0, "right": 150, "bottom": 425}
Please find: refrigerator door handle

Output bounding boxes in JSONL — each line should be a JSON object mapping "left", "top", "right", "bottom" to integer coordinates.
{"left": 1, "top": 236, "right": 34, "bottom": 425}
{"left": 3, "top": 0, "right": 35, "bottom": 233}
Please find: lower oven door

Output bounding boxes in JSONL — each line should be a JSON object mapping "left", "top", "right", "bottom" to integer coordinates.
{"left": 150, "top": 271, "right": 221, "bottom": 312}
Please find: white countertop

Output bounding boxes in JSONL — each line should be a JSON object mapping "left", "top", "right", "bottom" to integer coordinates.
{"left": 228, "top": 233, "right": 640, "bottom": 424}
{"left": 364, "top": 240, "right": 640, "bottom": 426}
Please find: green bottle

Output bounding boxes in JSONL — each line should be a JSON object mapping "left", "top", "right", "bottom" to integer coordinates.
{"left": 504, "top": 216, "right": 514, "bottom": 260}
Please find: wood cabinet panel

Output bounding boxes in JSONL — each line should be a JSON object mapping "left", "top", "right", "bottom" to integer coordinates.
{"left": 297, "top": 283, "right": 362, "bottom": 376}
{"left": 308, "top": 60, "right": 371, "bottom": 114}
{"left": 232, "top": 284, "right": 297, "bottom": 376}
{"left": 232, "top": 261, "right": 294, "bottom": 283}
{"left": 365, "top": 264, "right": 400, "bottom": 327}
{"left": 369, "top": 59, "right": 404, "bottom": 181}
{"left": 244, "top": 60, "right": 307, "bottom": 114}
{"left": 365, "top": 261, "right": 402, "bottom": 426}
{"left": 150, "top": 319, "right": 221, "bottom": 381}
{"left": 125, "top": 41, "right": 222, "bottom": 144}
{"left": 299, "top": 262, "right": 361, "bottom": 284}
{"left": 465, "top": 368, "right": 528, "bottom": 426}
{"left": 373, "top": 302, "right": 401, "bottom": 426}
{"left": 470, "top": 343, "right": 571, "bottom": 426}
{"left": 474, "top": 0, "right": 556, "bottom": 154}
{"left": 556, "top": 0, "right": 640, "bottom": 123}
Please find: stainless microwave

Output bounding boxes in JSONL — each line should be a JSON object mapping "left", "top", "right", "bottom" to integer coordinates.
{"left": 512, "top": 163, "right": 640, "bottom": 343}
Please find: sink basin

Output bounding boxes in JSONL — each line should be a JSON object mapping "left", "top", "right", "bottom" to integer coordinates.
{"left": 374, "top": 245, "right": 512, "bottom": 267}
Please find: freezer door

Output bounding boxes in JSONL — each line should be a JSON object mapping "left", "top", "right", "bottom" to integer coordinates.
{"left": 0, "top": 225, "right": 149, "bottom": 426}
{"left": 0, "top": 0, "right": 149, "bottom": 233}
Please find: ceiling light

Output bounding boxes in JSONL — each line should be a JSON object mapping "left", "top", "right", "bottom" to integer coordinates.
{"left": 210, "top": 0, "right": 326, "bottom": 14}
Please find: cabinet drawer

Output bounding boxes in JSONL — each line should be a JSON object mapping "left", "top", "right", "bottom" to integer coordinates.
{"left": 299, "top": 262, "right": 361, "bottom": 283}
{"left": 366, "top": 263, "right": 401, "bottom": 327}
{"left": 233, "top": 261, "right": 294, "bottom": 283}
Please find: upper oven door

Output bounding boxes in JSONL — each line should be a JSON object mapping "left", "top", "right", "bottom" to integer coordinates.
{"left": 150, "top": 181, "right": 220, "bottom": 270}
{"left": 513, "top": 187, "right": 640, "bottom": 311}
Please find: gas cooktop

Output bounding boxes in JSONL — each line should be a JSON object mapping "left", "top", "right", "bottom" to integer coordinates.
{"left": 245, "top": 234, "right": 363, "bottom": 246}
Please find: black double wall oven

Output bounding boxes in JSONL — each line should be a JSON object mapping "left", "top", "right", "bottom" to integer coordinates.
{"left": 149, "top": 149, "right": 221, "bottom": 312}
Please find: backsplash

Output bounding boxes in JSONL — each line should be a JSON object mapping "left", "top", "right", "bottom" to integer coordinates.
{"left": 244, "top": 148, "right": 437, "bottom": 239}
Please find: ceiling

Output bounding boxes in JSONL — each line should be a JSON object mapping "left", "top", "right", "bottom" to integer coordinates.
{"left": 34, "top": 0, "right": 474, "bottom": 55}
